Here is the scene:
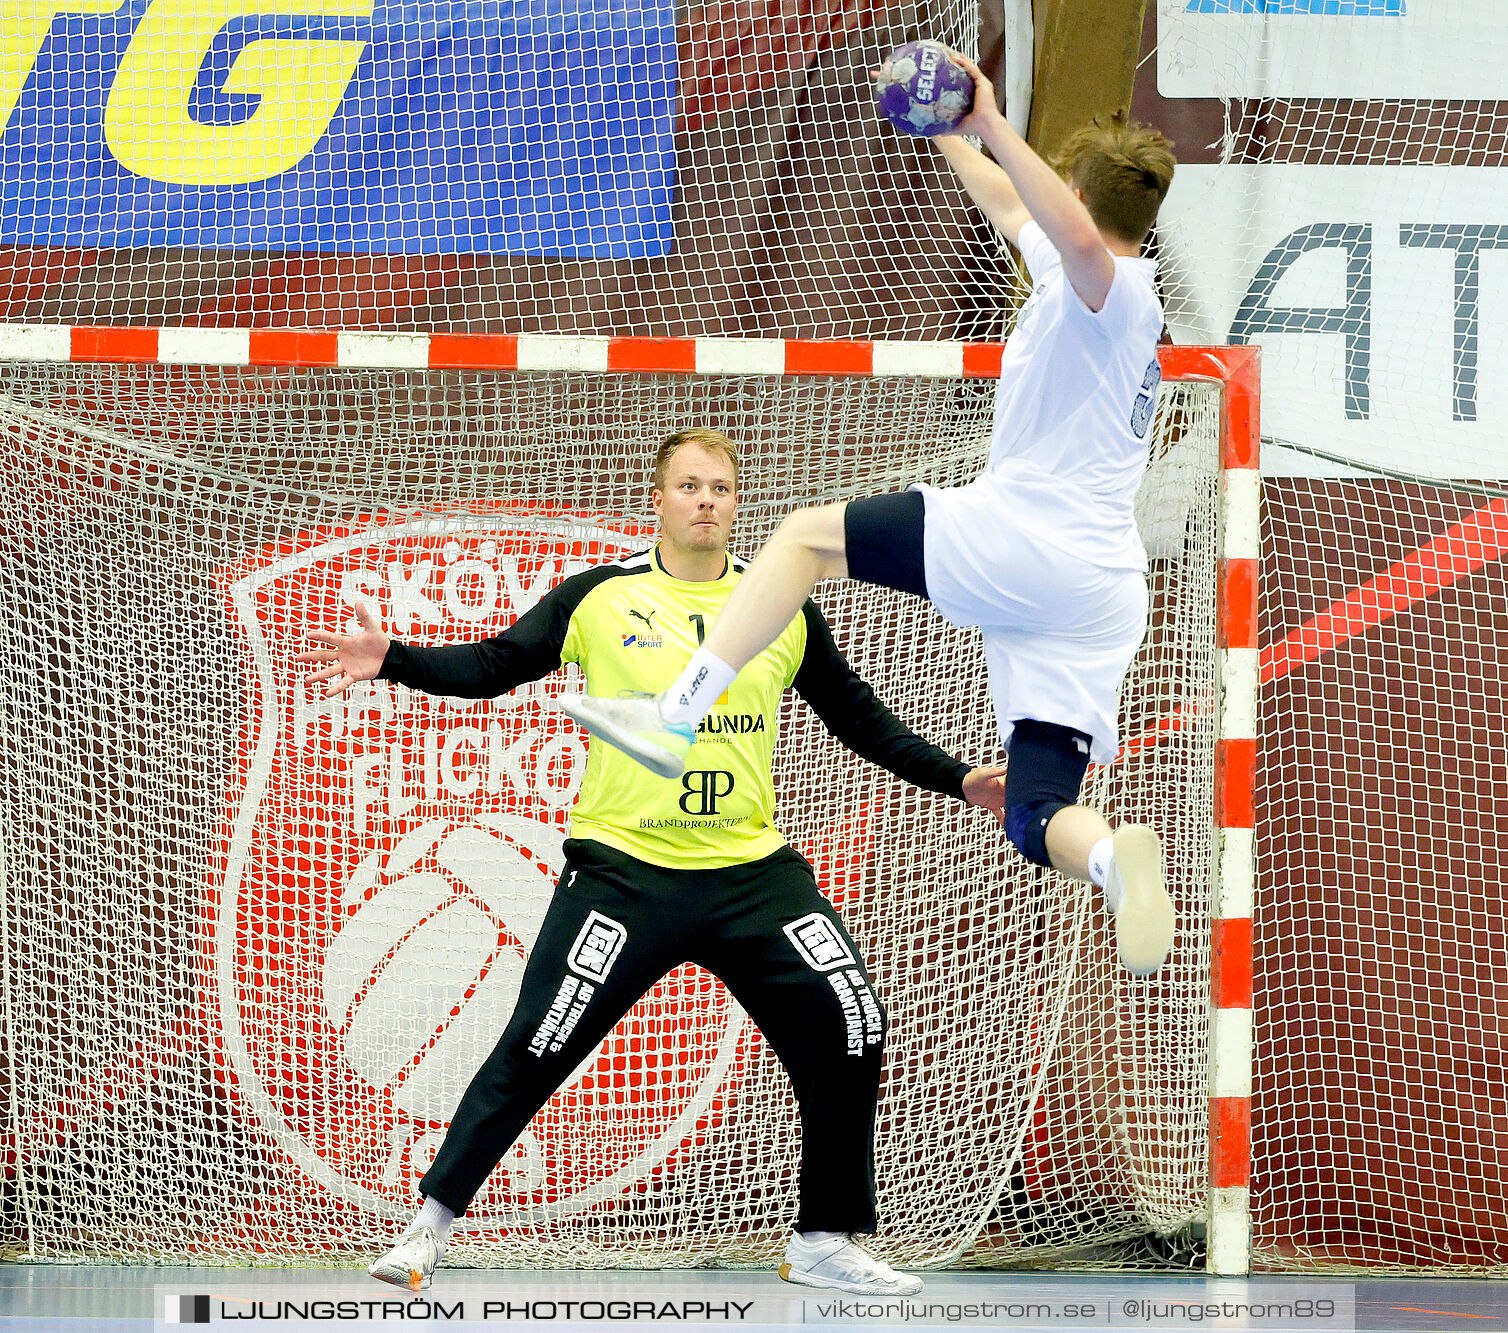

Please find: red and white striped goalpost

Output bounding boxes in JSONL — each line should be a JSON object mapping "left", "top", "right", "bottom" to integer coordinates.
{"left": 1203, "top": 344, "right": 1260, "bottom": 1277}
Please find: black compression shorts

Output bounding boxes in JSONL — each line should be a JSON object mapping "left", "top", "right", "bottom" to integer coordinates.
{"left": 844, "top": 489, "right": 928, "bottom": 600}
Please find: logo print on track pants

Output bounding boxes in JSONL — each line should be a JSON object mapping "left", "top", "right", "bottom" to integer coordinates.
{"left": 568, "top": 911, "right": 628, "bottom": 983}
{"left": 784, "top": 913, "right": 857, "bottom": 972}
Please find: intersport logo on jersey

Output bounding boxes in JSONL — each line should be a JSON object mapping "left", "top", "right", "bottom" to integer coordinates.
{"left": 211, "top": 512, "right": 753, "bottom": 1224}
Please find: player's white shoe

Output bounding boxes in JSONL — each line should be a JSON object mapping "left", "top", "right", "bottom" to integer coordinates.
{"left": 369, "top": 1226, "right": 442, "bottom": 1292}
{"left": 1106, "top": 824, "right": 1174, "bottom": 976}
{"left": 778, "top": 1233, "right": 923, "bottom": 1296}
{"left": 557, "top": 692, "right": 694, "bottom": 778}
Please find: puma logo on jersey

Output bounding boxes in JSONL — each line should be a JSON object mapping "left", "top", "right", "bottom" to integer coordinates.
{"left": 623, "top": 608, "right": 664, "bottom": 647}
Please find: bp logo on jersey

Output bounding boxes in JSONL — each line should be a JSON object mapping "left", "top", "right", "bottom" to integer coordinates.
{"left": 679, "top": 769, "right": 736, "bottom": 815}
{"left": 211, "top": 513, "right": 753, "bottom": 1226}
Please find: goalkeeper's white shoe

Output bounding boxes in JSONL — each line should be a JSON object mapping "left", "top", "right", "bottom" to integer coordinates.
{"left": 1106, "top": 824, "right": 1175, "bottom": 976}
{"left": 369, "top": 1226, "right": 442, "bottom": 1292}
{"left": 778, "top": 1233, "right": 923, "bottom": 1296}
{"left": 557, "top": 692, "right": 694, "bottom": 779}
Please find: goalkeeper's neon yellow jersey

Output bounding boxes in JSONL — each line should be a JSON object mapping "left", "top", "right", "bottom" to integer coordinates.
{"left": 380, "top": 544, "right": 968, "bottom": 871}
{"left": 557, "top": 549, "right": 801, "bottom": 867}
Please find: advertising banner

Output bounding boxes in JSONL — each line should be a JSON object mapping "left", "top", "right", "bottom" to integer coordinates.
{"left": 1158, "top": 0, "right": 1508, "bottom": 99}
{"left": 1161, "top": 164, "right": 1508, "bottom": 478}
{"left": 0, "top": 0, "right": 676, "bottom": 256}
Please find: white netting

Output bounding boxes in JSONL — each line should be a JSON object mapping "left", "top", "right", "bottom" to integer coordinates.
{"left": 0, "top": 362, "right": 1220, "bottom": 1268}
{"left": 1257, "top": 477, "right": 1508, "bottom": 1275}
{"left": 1149, "top": 4, "right": 1508, "bottom": 1274}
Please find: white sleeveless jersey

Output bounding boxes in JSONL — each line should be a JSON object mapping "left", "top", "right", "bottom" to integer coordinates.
{"left": 981, "top": 219, "right": 1165, "bottom": 572}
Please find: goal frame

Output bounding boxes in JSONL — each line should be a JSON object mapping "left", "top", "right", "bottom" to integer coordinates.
{"left": 0, "top": 328, "right": 1260, "bottom": 1275}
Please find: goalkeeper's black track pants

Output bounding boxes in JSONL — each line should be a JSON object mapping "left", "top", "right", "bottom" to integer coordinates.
{"left": 419, "top": 837, "right": 888, "bottom": 1235}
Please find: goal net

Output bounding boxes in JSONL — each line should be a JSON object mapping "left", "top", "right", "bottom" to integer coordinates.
{"left": 0, "top": 337, "right": 1231, "bottom": 1270}
{"left": 1153, "top": 3, "right": 1508, "bottom": 1274}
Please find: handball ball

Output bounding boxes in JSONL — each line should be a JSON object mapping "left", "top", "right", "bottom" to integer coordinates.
{"left": 875, "top": 40, "right": 975, "bottom": 137}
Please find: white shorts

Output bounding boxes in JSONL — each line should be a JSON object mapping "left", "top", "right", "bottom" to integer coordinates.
{"left": 914, "top": 481, "right": 1148, "bottom": 765}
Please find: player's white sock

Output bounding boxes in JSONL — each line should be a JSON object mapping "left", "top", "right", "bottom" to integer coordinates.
{"left": 1088, "top": 836, "right": 1116, "bottom": 900}
{"left": 660, "top": 648, "right": 737, "bottom": 728}
{"left": 412, "top": 1197, "right": 454, "bottom": 1247}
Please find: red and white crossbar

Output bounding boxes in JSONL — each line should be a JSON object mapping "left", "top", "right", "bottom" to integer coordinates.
{"left": 0, "top": 328, "right": 1261, "bottom": 1274}
{"left": 0, "top": 326, "right": 1012, "bottom": 378}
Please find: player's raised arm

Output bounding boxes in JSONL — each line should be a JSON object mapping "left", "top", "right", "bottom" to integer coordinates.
{"left": 936, "top": 52, "right": 1115, "bottom": 310}
{"left": 932, "top": 136, "right": 1033, "bottom": 246}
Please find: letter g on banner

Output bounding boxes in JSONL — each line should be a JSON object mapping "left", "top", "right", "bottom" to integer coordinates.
{"left": 103, "top": 0, "right": 370, "bottom": 185}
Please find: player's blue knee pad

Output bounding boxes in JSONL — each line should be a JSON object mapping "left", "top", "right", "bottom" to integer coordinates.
{"left": 1002, "top": 719, "right": 1094, "bottom": 868}
{"left": 1005, "top": 799, "right": 1070, "bottom": 868}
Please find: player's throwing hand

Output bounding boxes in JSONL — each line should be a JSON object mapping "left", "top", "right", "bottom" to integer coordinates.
{"left": 296, "top": 601, "right": 391, "bottom": 697}
{"left": 932, "top": 49, "right": 999, "bottom": 140}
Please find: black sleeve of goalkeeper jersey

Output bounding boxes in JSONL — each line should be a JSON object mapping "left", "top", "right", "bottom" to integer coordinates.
{"left": 791, "top": 600, "right": 970, "bottom": 802}
{"left": 377, "top": 564, "right": 620, "bottom": 699}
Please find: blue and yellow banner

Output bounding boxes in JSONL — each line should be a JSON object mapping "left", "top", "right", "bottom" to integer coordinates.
{"left": 0, "top": 0, "right": 676, "bottom": 255}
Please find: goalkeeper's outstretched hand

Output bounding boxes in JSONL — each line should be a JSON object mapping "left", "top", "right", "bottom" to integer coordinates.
{"left": 297, "top": 600, "right": 391, "bottom": 697}
{"left": 962, "top": 764, "right": 1010, "bottom": 826}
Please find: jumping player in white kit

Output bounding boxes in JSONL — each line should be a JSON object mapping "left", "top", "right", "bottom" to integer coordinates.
{"left": 562, "top": 56, "right": 1180, "bottom": 975}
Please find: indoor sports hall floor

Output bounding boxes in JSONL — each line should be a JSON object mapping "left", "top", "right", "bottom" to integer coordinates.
{"left": 3, "top": 1265, "right": 1508, "bottom": 1333}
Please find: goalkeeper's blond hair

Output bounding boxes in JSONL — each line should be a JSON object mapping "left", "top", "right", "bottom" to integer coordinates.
{"left": 1054, "top": 115, "right": 1176, "bottom": 246}
{"left": 652, "top": 428, "right": 740, "bottom": 492}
